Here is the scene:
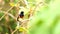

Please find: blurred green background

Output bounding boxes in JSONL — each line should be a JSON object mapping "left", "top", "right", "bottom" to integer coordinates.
{"left": 0, "top": 0, "right": 60, "bottom": 34}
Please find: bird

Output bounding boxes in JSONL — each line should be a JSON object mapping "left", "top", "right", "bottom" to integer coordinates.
{"left": 17, "top": 11, "right": 24, "bottom": 21}
{"left": 19, "top": 11, "right": 24, "bottom": 18}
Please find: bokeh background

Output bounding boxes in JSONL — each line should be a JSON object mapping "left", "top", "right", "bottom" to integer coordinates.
{"left": 0, "top": 0, "right": 60, "bottom": 34}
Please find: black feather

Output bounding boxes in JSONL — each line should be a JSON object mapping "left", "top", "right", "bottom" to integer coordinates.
{"left": 19, "top": 11, "right": 24, "bottom": 18}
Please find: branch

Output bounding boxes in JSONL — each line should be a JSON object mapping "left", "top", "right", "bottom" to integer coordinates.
{"left": 0, "top": 7, "right": 13, "bottom": 21}
{"left": 11, "top": 29, "right": 17, "bottom": 34}
{"left": 1, "top": 11, "right": 17, "bottom": 20}
{"left": 0, "top": 0, "right": 21, "bottom": 21}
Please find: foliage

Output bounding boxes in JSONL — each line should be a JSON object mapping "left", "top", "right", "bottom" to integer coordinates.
{"left": 0, "top": 0, "right": 60, "bottom": 34}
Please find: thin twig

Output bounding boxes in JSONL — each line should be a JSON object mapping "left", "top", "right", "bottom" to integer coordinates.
{"left": 28, "top": 2, "right": 46, "bottom": 29}
{"left": 11, "top": 19, "right": 29, "bottom": 34}
{"left": 0, "top": 0, "right": 22, "bottom": 21}
{"left": 33, "top": 2, "right": 43, "bottom": 12}
{"left": 11, "top": 29, "right": 17, "bottom": 34}
{"left": 2, "top": 11, "right": 17, "bottom": 20}
{"left": 0, "top": 7, "right": 13, "bottom": 21}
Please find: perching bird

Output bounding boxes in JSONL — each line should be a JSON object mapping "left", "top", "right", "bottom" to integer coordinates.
{"left": 17, "top": 11, "right": 24, "bottom": 21}
{"left": 19, "top": 11, "right": 24, "bottom": 18}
